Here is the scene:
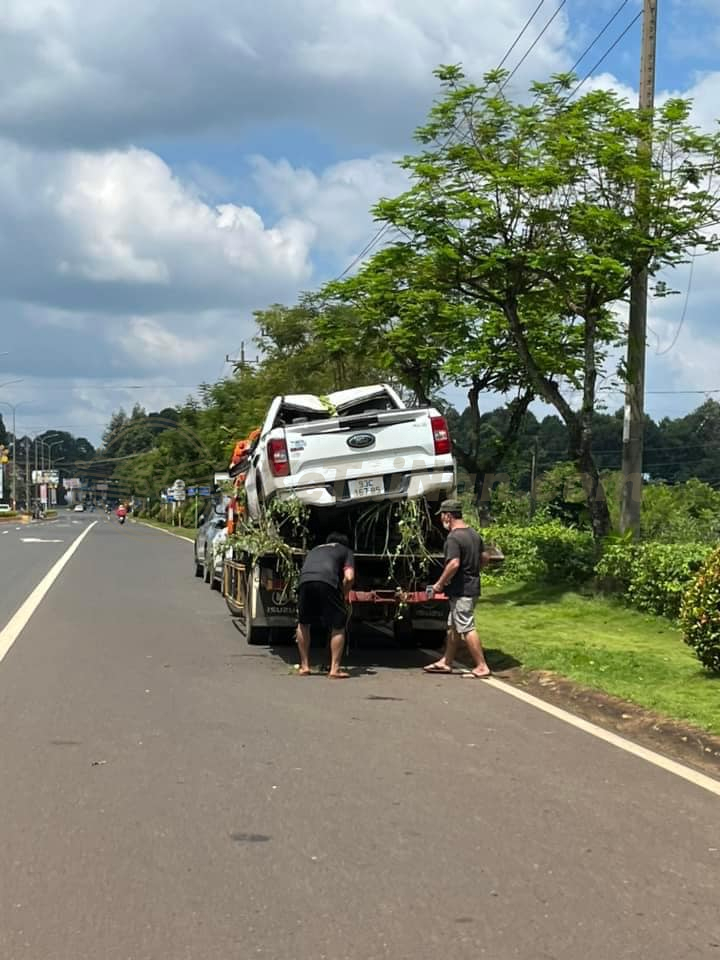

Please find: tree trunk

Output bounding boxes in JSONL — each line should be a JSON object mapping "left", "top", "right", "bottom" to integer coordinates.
{"left": 501, "top": 298, "right": 611, "bottom": 538}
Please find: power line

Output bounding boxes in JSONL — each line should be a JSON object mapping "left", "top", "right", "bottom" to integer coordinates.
{"left": 497, "top": 0, "right": 546, "bottom": 69}
{"left": 567, "top": 10, "right": 642, "bottom": 100}
{"left": 655, "top": 258, "right": 696, "bottom": 357}
{"left": 500, "top": 0, "right": 568, "bottom": 91}
{"left": 567, "top": 0, "right": 629, "bottom": 75}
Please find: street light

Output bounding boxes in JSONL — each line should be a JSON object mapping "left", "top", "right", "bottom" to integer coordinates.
{"left": 0, "top": 400, "right": 29, "bottom": 509}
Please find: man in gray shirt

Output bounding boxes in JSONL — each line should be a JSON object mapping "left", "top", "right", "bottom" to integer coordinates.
{"left": 423, "top": 499, "right": 491, "bottom": 679}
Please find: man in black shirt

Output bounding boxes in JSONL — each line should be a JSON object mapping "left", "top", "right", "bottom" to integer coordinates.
{"left": 296, "top": 533, "right": 355, "bottom": 678}
{"left": 423, "top": 499, "right": 491, "bottom": 679}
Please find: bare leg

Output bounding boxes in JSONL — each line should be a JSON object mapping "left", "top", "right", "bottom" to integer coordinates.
{"left": 463, "top": 628, "right": 491, "bottom": 677}
{"left": 424, "top": 625, "right": 459, "bottom": 673}
{"left": 296, "top": 623, "right": 312, "bottom": 675}
{"left": 328, "top": 628, "right": 349, "bottom": 678}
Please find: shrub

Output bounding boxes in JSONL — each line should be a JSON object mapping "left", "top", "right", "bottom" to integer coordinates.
{"left": 680, "top": 548, "right": 720, "bottom": 673}
{"left": 483, "top": 520, "right": 596, "bottom": 584}
{"left": 596, "top": 542, "right": 709, "bottom": 619}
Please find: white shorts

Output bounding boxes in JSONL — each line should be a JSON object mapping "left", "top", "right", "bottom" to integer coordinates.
{"left": 447, "top": 596, "right": 476, "bottom": 634}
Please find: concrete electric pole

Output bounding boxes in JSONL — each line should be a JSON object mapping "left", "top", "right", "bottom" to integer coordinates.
{"left": 620, "top": 0, "right": 658, "bottom": 535}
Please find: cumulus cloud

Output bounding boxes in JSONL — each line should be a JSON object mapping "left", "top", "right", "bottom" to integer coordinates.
{"left": 250, "top": 153, "right": 409, "bottom": 257}
{"left": 0, "top": 140, "right": 313, "bottom": 315}
{"left": 0, "top": 143, "right": 409, "bottom": 440}
{"left": 0, "top": 0, "right": 571, "bottom": 150}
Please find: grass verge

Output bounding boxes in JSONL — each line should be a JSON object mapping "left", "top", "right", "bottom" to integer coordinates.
{"left": 479, "top": 580, "right": 719, "bottom": 735}
{"left": 135, "top": 518, "right": 195, "bottom": 541}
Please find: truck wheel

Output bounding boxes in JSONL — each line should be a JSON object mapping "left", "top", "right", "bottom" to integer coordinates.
{"left": 194, "top": 554, "right": 203, "bottom": 578}
{"left": 203, "top": 549, "right": 211, "bottom": 583}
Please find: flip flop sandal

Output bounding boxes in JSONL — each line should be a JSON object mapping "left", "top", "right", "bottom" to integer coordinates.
{"left": 423, "top": 663, "right": 454, "bottom": 674}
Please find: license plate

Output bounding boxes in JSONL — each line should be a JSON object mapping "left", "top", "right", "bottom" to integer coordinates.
{"left": 348, "top": 476, "right": 384, "bottom": 499}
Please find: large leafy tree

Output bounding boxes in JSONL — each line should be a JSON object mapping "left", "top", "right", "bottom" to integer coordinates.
{"left": 333, "top": 67, "right": 720, "bottom": 536}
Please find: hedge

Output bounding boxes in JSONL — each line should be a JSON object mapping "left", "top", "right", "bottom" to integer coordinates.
{"left": 595, "top": 542, "right": 710, "bottom": 620}
{"left": 483, "top": 520, "right": 597, "bottom": 585}
{"left": 680, "top": 548, "right": 720, "bottom": 672}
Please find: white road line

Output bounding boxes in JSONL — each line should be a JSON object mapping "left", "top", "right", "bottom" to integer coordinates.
{"left": 435, "top": 656, "right": 720, "bottom": 798}
{"left": 0, "top": 521, "right": 97, "bottom": 664}
{"left": 136, "top": 521, "right": 193, "bottom": 543}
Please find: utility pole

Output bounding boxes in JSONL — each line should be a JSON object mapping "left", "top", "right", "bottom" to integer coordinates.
{"left": 24, "top": 438, "right": 30, "bottom": 511}
{"left": 620, "top": 0, "right": 658, "bottom": 535}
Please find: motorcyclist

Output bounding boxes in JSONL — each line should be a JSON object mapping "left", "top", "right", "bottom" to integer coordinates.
{"left": 116, "top": 503, "right": 128, "bottom": 524}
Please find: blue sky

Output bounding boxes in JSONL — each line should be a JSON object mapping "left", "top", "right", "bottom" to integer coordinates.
{"left": 0, "top": 0, "right": 718, "bottom": 443}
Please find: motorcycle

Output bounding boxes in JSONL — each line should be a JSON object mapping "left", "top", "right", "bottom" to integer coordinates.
{"left": 118, "top": 515, "right": 125, "bottom": 525}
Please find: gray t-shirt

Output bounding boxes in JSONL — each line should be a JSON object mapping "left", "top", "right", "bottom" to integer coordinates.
{"left": 444, "top": 526, "right": 483, "bottom": 598}
{"left": 299, "top": 542, "right": 355, "bottom": 590}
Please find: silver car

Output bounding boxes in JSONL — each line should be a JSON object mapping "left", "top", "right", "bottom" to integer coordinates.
{"left": 194, "top": 500, "right": 228, "bottom": 588}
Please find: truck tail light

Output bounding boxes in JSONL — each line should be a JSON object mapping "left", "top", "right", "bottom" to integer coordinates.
{"left": 267, "top": 438, "right": 290, "bottom": 477}
{"left": 430, "top": 416, "right": 452, "bottom": 455}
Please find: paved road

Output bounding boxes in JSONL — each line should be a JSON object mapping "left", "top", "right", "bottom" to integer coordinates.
{"left": 0, "top": 517, "right": 718, "bottom": 960}
{"left": 0, "top": 511, "right": 91, "bottom": 629}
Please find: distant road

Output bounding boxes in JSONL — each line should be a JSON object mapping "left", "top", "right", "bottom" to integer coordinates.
{"left": 0, "top": 516, "right": 718, "bottom": 960}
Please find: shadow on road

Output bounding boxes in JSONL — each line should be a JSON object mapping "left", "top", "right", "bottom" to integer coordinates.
{"left": 230, "top": 619, "right": 520, "bottom": 677}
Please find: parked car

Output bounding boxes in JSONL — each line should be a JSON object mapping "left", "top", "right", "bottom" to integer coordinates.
{"left": 73, "top": 503, "right": 85, "bottom": 512}
{"left": 0, "top": 503, "right": 12, "bottom": 514}
{"left": 194, "top": 500, "right": 229, "bottom": 585}
{"left": 242, "top": 383, "right": 455, "bottom": 518}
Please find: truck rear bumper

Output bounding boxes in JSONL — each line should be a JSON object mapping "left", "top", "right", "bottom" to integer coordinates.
{"left": 276, "top": 468, "right": 455, "bottom": 508}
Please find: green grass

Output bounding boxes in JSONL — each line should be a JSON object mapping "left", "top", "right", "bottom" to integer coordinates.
{"left": 135, "top": 518, "right": 196, "bottom": 541}
{"left": 479, "top": 580, "right": 720, "bottom": 734}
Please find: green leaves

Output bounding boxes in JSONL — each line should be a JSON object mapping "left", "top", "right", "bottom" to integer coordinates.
{"left": 680, "top": 547, "right": 720, "bottom": 673}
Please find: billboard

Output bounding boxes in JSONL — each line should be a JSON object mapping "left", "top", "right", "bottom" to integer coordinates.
{"left": 31, "top": 470, "right": 60, "bottom": 485}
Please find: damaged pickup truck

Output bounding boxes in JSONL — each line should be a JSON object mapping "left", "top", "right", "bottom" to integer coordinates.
{"left": 242, "top": 383, "right": 455, "bottom": 519}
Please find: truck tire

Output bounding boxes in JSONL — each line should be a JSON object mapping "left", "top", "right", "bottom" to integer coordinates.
{"left": 203, "top": 548, "right": 211, "bottom": 583}
{"left": 194, "top": 553, "right": 203, "bottom": 578}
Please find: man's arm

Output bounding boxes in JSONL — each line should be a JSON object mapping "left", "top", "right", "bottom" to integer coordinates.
{"left": 342, "top": 548, "right": 355, "bottom": 599}
{"left": 433, "top": 557, "right": 460, "bottom": 594}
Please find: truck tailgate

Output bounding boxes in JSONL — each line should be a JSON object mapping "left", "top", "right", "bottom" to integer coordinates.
{"left": 285, "top": 409, "right": 439, "bottom": 478}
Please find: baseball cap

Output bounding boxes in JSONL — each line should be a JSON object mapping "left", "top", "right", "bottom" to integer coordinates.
{"left": 436, "top": 498, "right": 463, "bottom": 515}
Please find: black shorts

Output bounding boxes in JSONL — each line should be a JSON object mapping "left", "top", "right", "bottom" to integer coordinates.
{"left": 297, "top": 582, "right": 347, "bottom": 631}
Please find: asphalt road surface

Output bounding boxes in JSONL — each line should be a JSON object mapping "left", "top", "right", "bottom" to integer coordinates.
{"left": 0, "top": 514, "right": 718, "bottom": 960}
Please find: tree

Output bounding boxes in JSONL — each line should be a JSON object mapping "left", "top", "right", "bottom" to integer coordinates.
{"left": 341, "top": 67, "right": 720, "bottom": 536}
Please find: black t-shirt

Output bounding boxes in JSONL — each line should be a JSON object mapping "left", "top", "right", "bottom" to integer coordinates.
{"left": 299, "top": 542, "right": 355, "bottom": 590}
{"left": 444, "top": 526, "right": 483, "bottom": 598}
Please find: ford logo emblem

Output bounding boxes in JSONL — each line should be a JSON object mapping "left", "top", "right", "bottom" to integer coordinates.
{"left": 347, "top": 433, "right": 375, "bottom": 450}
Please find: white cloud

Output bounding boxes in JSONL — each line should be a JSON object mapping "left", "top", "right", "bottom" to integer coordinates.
{"left": 0, "top": 140, "right": 313, "bottom": 313}
{"left": 250, "top": 153, "right": 409, "bottom": 257}
{"left": 0, "top": 0, "right": 571, "bottom": 150}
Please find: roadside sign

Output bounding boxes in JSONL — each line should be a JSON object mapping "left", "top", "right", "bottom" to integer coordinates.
{"left": 198, "top": 486, "right": 211, "bottom": 497}
{"left": 187, "top": 486, "right": 197, "bottom": 497}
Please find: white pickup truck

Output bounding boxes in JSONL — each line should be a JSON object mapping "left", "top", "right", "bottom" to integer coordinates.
{"left": 242, "top": 384, "right": 455, "bottom": 519}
